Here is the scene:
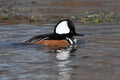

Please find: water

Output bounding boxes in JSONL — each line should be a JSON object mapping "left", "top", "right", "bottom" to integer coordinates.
{"left": 0, "top": 24, "right": 120, "bottom": 80}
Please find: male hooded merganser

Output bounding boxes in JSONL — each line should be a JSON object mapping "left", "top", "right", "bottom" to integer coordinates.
{"left": 25, "top": 19, "right": 84, "bottom": 48}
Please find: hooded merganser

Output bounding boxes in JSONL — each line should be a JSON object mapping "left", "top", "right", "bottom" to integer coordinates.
{"left": 25, "top": 19, "right": 84, "bottom": 48}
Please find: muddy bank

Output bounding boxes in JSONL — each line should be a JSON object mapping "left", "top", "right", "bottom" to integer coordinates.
{"left": 0, "top": 0, "right": 120, "bottom": 25}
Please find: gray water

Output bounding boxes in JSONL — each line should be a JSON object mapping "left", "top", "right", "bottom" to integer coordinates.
{"left": 0, "top": 24, "right": 120, "bottom": 80}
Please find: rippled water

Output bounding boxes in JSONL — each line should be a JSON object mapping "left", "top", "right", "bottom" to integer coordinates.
{"left": 0, "top": 24, "right": 120, "bottom": 80}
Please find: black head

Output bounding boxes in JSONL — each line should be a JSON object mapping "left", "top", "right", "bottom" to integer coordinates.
{"left": 54, "top": 19, "right": 84, "bottom": 37}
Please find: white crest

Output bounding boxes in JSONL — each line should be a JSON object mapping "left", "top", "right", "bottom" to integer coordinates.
{"left": 55, "top": 21, "right": 70, "bottom": 34}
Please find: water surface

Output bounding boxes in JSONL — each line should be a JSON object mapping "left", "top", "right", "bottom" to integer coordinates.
{"left": 0, "top": 24, "right": 120, "bottom": 80}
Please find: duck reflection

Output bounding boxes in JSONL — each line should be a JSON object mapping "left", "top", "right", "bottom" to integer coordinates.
{"left": 54, "top": 46, "right": 77, "bottom": 80}
{"left": 55, "top": 46, "right": 76, "bottom": 60}
{"left": 56, "top": 49, "right": 70, "bottom": 60}
{"left": 57, "top": 60, "right": 72, "bottom": 80}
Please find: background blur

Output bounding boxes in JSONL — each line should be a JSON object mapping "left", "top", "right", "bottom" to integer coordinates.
{"left": 0, "top": 0, "right": 120, "bottom": 24}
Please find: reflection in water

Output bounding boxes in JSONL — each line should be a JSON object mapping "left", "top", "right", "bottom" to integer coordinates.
{"left": 56, "top": 49, "right": 70, "bottom": 60}
{"left": 55, "top": 46, "right": 77, "bottom": 60}
{"left": 0, "top": 41, "right": 77, "bottom": 80}
{"left": 55, "top": 46, "right": 76, "bottom": 80}
{"left": 57, "top": 60, "right": 72, "bottom": 80}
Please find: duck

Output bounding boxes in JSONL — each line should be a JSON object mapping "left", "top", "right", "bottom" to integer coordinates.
{"left": 25, "top": 19, "right": 84, "bottom": 49}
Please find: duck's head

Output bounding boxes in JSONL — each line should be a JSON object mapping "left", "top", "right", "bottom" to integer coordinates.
{"left": 54, "top": 19, "right": 84, "bottom": 37}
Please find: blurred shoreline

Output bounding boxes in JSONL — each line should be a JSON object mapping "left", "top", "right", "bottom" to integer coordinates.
{"left": 0, "top": 0, "right": 120, "bottom": 25}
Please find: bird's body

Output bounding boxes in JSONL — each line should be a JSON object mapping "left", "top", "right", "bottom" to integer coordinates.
{"left": 25, "top": 19, "right": 84, "bottom": 49}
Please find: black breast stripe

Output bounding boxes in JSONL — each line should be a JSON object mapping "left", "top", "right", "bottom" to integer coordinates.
{"left": 66, "top": 37, "right": 75, "bottom": 45}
